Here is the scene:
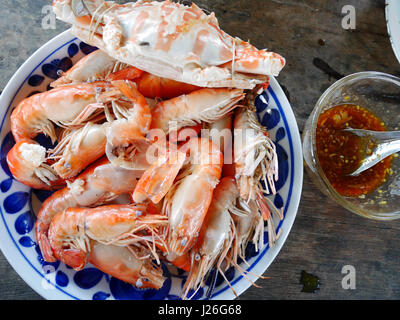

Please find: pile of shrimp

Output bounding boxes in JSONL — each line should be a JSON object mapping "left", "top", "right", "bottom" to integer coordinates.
{"left": 7, "top": 0, "right": 286, "bottom": 299}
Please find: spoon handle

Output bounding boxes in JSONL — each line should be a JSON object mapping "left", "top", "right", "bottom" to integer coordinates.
{"left": 343, "top": 128, "right": 400, "bottom": 143}
{"left": 350, "top": 140, "right": 400, "bottom": 176}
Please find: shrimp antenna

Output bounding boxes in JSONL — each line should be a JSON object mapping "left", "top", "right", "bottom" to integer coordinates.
{"left": 217, "top": 266, "right": 238, "bottom": 298}
{"left": 205, "top": 268, "right": 218, "bottom": 299}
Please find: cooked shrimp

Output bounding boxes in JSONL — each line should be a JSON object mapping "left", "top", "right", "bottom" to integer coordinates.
{"left": 133, "top": 138, "right": 226, "bottom": 270}
{"left": 8, "top": 80, "right": 151, "bottom": 186}
{"left": 181, "top": 177, "right": 236, "bottom": 299}
{"left": 10, "top": 82, "right": 112, "bottom": 143}
{"left": 51, "top": 49, "right": 124, "bottom": 87}
{"left": 50, "top": 122, "right": 108, "bottom": 179}
{"left": 132, "top": 146, "right": 187, "bottom": 204}
{"left": 163, "top": 137, "right": 223, "bottom": 257}
{"left": 109, "top": 67, "right": 200, "bottom": 100}
{"left": 36, "top": 156, "right": 144, "bottom": 263}
{"left": 181, "top": 177, "right": 266, "bottom": 299}
{"left": 9, "top": 82, "right": 114, "bottom": 183}
{"left": 48, "top": 204, "right": 168, "bottom": 270}
{"left": 170, "top": 123, "right": 203, "bottom": 145}
{"left": 234, "top": 107, "right": 279, "bottom": 199}
{"left": 151, "top": 88, "right": 244, "bottom": 134}
{"left": 53, "top": 0, "right": 285, "bottom": 89}
{"left": 89, "top": 242, "right": 165, "bottom": 289}
{"left": 229, "top": 199, "right": 264, "bottom": 267}
{"left": 52, "top": 49, "right": 200, "bottom": 99}
{"left": 207, "top": 115, "right": 233, "bottom": 163}
{"left": 233, "top": 107, "right": 283, "bottom": 247}
{"left": 205, "top": 115, "right": 236, "bottom": 178}
{"left": 104, "top": 80, "right": 152, "bottom": 169}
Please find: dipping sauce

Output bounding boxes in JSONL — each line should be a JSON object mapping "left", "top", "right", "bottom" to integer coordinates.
{"left": 316, "top": 104, "right": 392, "bottom": 197}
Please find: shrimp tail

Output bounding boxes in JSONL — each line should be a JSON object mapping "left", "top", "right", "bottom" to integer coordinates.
{"left": 89, "top": 242, "right": 165, "bottom": 289}
{"left": 37, "top": 233, "right": 58, "bottom": 263}
{"left": 132, "top": 147, "right": 186, "bottom": 204}
{"left": 60, "top": 248, "right": 89, "bottom": 271}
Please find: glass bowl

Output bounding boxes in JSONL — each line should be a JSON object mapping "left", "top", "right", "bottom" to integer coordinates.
{"left": 303, "top": 71, "right": 400, "bottom": 220}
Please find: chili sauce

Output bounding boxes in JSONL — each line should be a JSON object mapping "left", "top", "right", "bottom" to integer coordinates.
{"left": 315, "top": 104, "right": 392, "bottom": 197}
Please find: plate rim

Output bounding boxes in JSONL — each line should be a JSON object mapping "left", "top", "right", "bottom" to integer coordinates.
{"left": 386, "top": 0, "right": 400, "bottom": 65}
{"left": 0, "top": 29, "right": 81, "bottom": 300}
{"left": 0, "top": 29, "right": 303, "bottom": 300}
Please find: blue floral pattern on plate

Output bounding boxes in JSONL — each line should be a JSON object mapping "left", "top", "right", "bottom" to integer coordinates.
{"left": 0, "top": 36, "right": 297, "bottom": 300}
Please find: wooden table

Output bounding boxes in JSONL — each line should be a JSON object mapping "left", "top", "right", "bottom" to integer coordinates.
{"left": 0, "top": 0, "right": 399, "bottom": 300}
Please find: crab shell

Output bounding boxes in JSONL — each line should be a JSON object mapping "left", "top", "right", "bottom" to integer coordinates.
{"left": 53, "top": 0, "right": 285, "bottom": 89}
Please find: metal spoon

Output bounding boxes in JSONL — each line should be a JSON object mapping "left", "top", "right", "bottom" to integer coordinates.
{"left": 343, "top": 127, "right": 400, "bottom": 176}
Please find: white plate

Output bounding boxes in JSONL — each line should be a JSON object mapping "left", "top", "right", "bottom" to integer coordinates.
{"left": 386, "top": 0, "right": 400, "bottom": 64}
{"left": 0, "top": 29, "right": 303, "bottom": 300}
